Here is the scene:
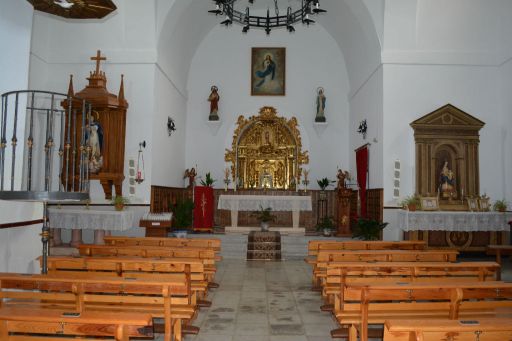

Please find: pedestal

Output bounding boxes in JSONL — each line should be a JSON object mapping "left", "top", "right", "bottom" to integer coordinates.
{"left": 50, "top": 228, "right": 62, "bottom": 247}
{"left": 70, "top": 229, "right": 83, "bottom": 247}
{"left": 336, "top": 188, "right": 352, "bottom": 237}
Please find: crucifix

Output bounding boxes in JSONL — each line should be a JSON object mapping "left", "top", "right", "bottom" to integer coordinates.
{"left": 90, "top": 50, "right": 106, "bottom": 75}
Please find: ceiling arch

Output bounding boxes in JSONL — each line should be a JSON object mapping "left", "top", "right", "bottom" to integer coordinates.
{"left": 157, "top": 0, "right": 382, "bottom": 96}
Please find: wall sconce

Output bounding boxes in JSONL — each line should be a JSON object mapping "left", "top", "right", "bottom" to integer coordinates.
{"left": 135, "top": 141, "right": 146, "bottom": 184}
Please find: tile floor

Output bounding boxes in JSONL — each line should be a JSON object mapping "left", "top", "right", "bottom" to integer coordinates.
{"left": 154, "top": 255, "right": 512, "bottom": 341}
{"left": 156, "top": 259, "right": 337, "bottom": 341}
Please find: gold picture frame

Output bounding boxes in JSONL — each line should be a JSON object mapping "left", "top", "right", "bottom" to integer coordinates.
{"left": 467, "top": 197, "right": 479, "bottom": 212}
{"left": 251, "top": 47, "right": 286, "bottom": 96}
{"left": 478, "top": 197, "right": 490, "bottom": 211}
{"left": 420, "top": 197, "right": 439, "bottom": 211}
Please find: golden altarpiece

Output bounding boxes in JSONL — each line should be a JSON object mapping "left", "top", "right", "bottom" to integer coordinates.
{"left": 407, "top": 104, "right": 504, "bottom": 251}
{"left": 225, "top": 107, "right": 309, "bottom": 189}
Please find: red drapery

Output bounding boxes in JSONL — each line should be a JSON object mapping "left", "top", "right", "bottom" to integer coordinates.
{"left": 193, "top": 186, "right": 214, "bottom": 231}
{"left": 356, "top": 146, "right": 369, "bottom": 218}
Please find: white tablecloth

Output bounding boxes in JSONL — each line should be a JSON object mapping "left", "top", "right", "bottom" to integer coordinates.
{"left": 397, "top": 210, "right": 512, "bottom": 232}
{"left": 217, "top": 194, "right": 312, "bottom": 229}
{"left": 48, "top": 208, "right": 135, "bottom": 231}
{"left": 218, "top": 195, "right": 312, "bottom": 211}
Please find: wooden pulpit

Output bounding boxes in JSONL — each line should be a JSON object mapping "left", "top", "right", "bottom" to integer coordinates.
{"left": 62, "top": 50, "right": 128, "bottom": 199}
{"left": 336, "top": 187, "right": 352, "bottom": 237}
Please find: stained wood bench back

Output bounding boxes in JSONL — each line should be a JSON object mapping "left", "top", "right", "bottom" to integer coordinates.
{"left": 308, "top": 240, "right": 426, "bottom": 256}
{"left": 77, "top": 244, "right": 217, "bottom": 264}
{"left": 316, "top": 249, "right": 458, "bottom": 263}
{"left": 104, "top": 236, "right": 221, "bottom": 251}
{"left": 384, "top": 318, "right": 512, "bottom": 341}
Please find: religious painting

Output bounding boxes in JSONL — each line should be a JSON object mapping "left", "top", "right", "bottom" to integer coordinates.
{"left": 251, "top": 47, "right": 286, "bottom": 96}
{"left": 420, "top": 197, "right": 439, "bottom": 211}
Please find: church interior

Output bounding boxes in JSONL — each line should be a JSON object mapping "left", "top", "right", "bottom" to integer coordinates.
{"left": 1, "top": 0, "right": 512, "bottom": 340}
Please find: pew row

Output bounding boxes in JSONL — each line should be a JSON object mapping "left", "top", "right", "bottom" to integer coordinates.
{"left": 0, "top": 272, "right": 193, "bottom": 341}
{"left": 323, "top": 261, "right": 499, "bottom": 311}
{"left": 335, "top": 281, "right": 512, "bottom": 341}
{"left": 0, "top": 307, "right": 153, "bottom": 341}
{"left": 42, "top": 256, "right": 209, "bottom": 307}
{"left": 384, "top": 318, "right": 512, "bottom": 341}
{"left": 305, "top": 240, "right": 426, "bottom": 264}
{"left": 103, "top": 236, "right": 221, "bottom": 252}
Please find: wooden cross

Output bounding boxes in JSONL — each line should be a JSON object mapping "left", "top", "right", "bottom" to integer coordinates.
{"left": 90, "top": 50, "right": 106, "bottom": 74}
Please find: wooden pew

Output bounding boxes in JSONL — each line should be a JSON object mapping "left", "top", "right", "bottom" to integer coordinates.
{"left": 43, "top": 256, "right": 209, "bottom": 307}
{"left": 486, "top": 244, "right": 512, "bottom": 280}
{"left": 0, "top": 307, "right": 153, "bottom": 341}
{"left": 336, "top": 281, "right": 512, "bottom": 341}
{"left": 312, "top": 249, "right": 458, "bottom": 288}
{"left": 384, "top": 318, "right": 512, "bottom": 341}
{"left": 0, "top": 272, "right": 193, "bottom": 341}
{"left": 104, "top": 236, "right": 221, "bottom": 252}
{"left": 323, "top": 261, "right": 499, "bottom": 311}
{"left": 305, "top": 240, "right": 426, "bottom": 264}
{"left": 76, "top": 244, "right": 218, "bottom": 288}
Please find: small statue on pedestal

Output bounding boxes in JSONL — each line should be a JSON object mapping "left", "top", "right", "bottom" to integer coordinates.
{"left": 208, "top": 85, "right": 220, "bottom": 121}
{"left": 315, "top": 87, "right": 326, "bottom": 123}
{"left": 337, "top": 169, "right": 350, "bottom": 189}
{"left": 184, "top": 167, "right": 197, "bottom": 189}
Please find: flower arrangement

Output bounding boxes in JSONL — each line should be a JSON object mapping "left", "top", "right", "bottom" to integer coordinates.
{"left": 400, "top": 195, "right": 420, "bottom": 211}
{"left": 223, "top": 167, "right": 231, "bottom": 190}
{"left": 302, "top": 169, "right": 310, "bottom": 191}
{"left": 111, "top": 195, "right": 129, "bottom": 211}
{"left": 493, "top": 199, "right": 508, "bottom": 212}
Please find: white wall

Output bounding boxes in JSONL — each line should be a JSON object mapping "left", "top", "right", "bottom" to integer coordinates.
{"left": 349, "top": 66, "right": 384, "bottom": 190}
{"left": 184, "top": 24, "right": 350, "bottom": 188}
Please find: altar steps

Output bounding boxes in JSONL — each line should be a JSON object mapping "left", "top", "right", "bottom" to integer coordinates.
{"left": 246, "top": 231, "right": 282, "bottom": 261}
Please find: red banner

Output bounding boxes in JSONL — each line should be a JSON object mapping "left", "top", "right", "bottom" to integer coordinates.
{"left": 193, "top": 186, "right": 214, "bottom": 231}
{"left": 356, "top": 146, "right": 369, "bottom": 218}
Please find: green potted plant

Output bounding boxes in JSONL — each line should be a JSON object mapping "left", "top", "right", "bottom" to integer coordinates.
{"left": 317, "top": 177, "right": 335, "bottom": 199}
{"left": 352, "top": 218, "right": 388, "bottom": 241}
{"left": 251, "top": 205, "right": 276, "bottom": 231}
{"left": 316, "top": 216, "right": 335, "bottom": 236}
{"left": 200, "top": 172, "right": 216, "bottom": 187}
{"left": 111, "top": 195, "right": 129, "bottom": 211}
{"left": 400, "top": 195, "right": 420, "bottom": 211}
{"left": 171, "top": 198, "right": 194, "bottom": 237}
{"left": 493, "top": 199, "right": 508, "bottom": 212}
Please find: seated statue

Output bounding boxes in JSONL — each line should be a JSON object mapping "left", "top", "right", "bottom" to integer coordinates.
{"left": 259, "top": 165, "right": 273, "bottom": 189}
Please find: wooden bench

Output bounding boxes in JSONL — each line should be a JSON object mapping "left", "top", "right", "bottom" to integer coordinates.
{"left": 43, "top": 256, "right": 209, "bottom": 307}
{"left": 77, "top": 244, "right": 219, "bottom": 288}
{"left": 305, "top": 240, "right": 426, "bottom": 264}
{"left": 486, "top": 245, "right": 512, "bottom": 280}
{"left": 312, "top": 249, "right": 459, "bottom": 288}
{"left": 335, "top": 281, "right": 512, "bottom": 341}
{"left": 104, "top": 236, "right": 221, "bottom": 252}
{"left": 0, "top": 307, "right": 153, "bottom": 341}
{"left": 0, "top": 272, "right": 193, "bottom": 341}
{"left": 384, "top": 318, "right": 512, "bottom": 341}
{"left": 323, "top": 261, "right": 499, "bottom": 311}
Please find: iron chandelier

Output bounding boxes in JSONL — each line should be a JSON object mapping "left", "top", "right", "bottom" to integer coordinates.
{"left": 209, "top": 0, "right": 326, "bottom": 35}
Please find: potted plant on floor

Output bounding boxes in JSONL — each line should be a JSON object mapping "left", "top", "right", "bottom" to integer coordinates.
{"left": 493, "top": 199, "right": 508, "bottom": 212}
{"left": 316, "top": 216, "right": 335, "bottom": 237}
{"left": 251, "top": 205, "right": 276, "bottom": 232}
{"left": 171, "top": 198, "right": 194, "bottom": 237}
{"left": 111, "top": 195, "right": 129, "bottom": 211}
{"left": 352, "top": 217, "right": 388, "bottom": 241}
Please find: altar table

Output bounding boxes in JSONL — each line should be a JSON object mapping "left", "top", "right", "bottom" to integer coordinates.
{"left": 48, "top": 208, "right": 135, "bottom": 245}
{"left": 218, "top": 195, "right": 312, "bottom": 232}
{"left": 397, "top": 210, "right": 512, "bottom": 232}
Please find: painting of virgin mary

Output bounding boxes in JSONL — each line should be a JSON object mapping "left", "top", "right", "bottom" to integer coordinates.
{"left": 251, "top": 47, "right": 285, "bottom": 96}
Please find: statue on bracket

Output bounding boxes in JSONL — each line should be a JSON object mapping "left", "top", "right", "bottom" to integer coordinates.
{"left": 208, "top": 85, "right": 220, "bottom": 121}
{"left": 315, "top": 87, "right": 326, "bottom": 122}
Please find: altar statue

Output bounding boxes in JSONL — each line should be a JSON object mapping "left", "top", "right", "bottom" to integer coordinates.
{"left": 439, "top": 161, "right": 455, "bottom": 197}
{"left": 260, "top": 162, "right": 273, "bottom": 189}
{"left": 337, "top": 169, "right": 350, "bottom": 189}
{"left": 208, "top": 85, "right": 219, "bottom": 121}
{"left": 184, "top": 167, "right": 197, "bottom": 189}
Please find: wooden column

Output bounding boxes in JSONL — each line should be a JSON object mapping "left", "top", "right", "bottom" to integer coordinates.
{"left": 336, "top": 188, "right": 352, "bottom": 237}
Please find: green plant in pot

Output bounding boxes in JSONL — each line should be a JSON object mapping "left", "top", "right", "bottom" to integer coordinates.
{"left": 317, "top": 177, "right": 335, "bottom": 199}
{"left": 316, "top": 216, "right": 335, "bottom": 237}
{"left": 200, "top": 172, "right": 216, "bottom": 187}
{"left": 400, "top": 195, "right": 420, "bottom": 211}
{"left": 493, "top": 199, "right": 508, "bottom": 212}
{"left": 171, "top": 198, "right": 194, "bottom": 237}
{"left": 251, "top": 206, "right": 276, "bottom": 232}
{"left": 352, "top": 218, "right": 388, "bottom": 241}
{"left": 111, "top": 195, "right": 129, "bottom": 211}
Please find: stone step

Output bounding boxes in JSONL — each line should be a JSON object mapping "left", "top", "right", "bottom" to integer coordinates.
{"left": 247, "top": 242, "right": 282, "bottom": 251}
{"left": 247, "top": 250, "right": 282, "bottom": 261}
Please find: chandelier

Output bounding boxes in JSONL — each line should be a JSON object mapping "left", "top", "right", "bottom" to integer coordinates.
{"left": 209, "top": 0, "right": 326, "bottom": 34}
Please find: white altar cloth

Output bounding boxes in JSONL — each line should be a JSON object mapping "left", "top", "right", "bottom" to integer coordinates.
{"left": 397, "top": 210, "right": 512, "bottom": 232}
{"left": 218, "top": 194, "right": 312, "bottom": 231}
{"left": 48, "top": 208, "right": 135, "bottom": 231}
